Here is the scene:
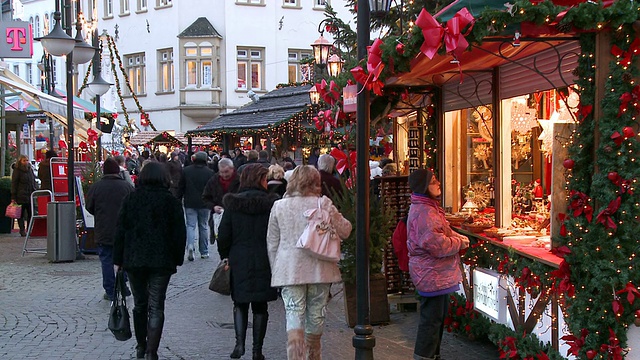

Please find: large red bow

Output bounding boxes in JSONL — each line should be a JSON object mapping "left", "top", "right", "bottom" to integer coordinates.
{"left": 611, "top": 38, "right": 640, "bottom": 68}
{"left": 415, "top": 7, "right": 474, "bottom": 60}
{"left": 350, "top": 38, "right": 385, "bottom": 96}
{"left": 330, "top": 148, "right": 356, "bottom": 175}
{"left": 618, "top": 85, "right": 640, "bottom": 117}
{"left": 595, "top": 196, "right": 621, "bottom": 230}
{"left": 317, "top": 79, "right": 341, "bottom": 106}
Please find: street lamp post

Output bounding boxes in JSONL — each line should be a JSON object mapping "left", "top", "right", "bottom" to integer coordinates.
{"left": 38, "top": 54, "right": 56, "bottom": 150}
{"left": 87, "top": 31, "right": 113, "bottom": 162}
{"left": 35, "top": 0, "right": 95, "bottom": 201}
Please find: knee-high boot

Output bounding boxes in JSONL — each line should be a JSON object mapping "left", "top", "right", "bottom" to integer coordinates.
{"left": 305, "top": 333, "right": 322, "bottom": 360}
{"left": 252, "top": 312, "right": 268, "bottom": 360}
{"left": 132, "top": 309, "right": 148, "bottom": 359}
{"left": 287, "top": 329, "right": 305, "bottom": 360}
{"left": 145, "top": 316, "right": 163, "bottom": 360}
{"left": 231, "top": 305, "right": 248, "bottom": 359}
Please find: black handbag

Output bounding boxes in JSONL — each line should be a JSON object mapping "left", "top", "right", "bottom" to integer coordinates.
{"left": 108, "top": 269, "right": 132, "bottom": 341}
{"left": 209, "top": 258, "right": 231, "bottom": 295}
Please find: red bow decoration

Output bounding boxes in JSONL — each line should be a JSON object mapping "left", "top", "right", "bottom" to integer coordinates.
{"left": 415, "top": 7, "right": 474, "bottom": 60}
{"left": 551, "top": 260, "right": 575, "bottom": 297}
{"left": 611, "top": 38, "right": 640, "bottom": 67}
{"left": 87, "top": 128, "right": 99, "bottom": 147}
{"left": 602, "top": 328, "right": 623, "bottom": 360}
{"left": 616, "top": 282, "right": 640, "bottom": 305}
{"left": 551, "top": 244, "right": 572, "bottom": 258}
{"left": 611, "top": 131, "right": 624, "bottom": 146}
{"left": 312, "top": 109, "right": 335, "bottom": 133}
{"left": 561, "top": 328, "right": 589, "bottom": 357}
{"left": 317, "top": 79, "right": 341, "bottom": 106}
{"left": 620, "top": 179, "right": 634, "bottom": 195}
{"left": 330, "top": 148, "right": 356, "bottom": 175}
{"left": 350, "top": 38, "right": 385, "bottom": 96}
{"left": 618, "top": 85, "right": 640, "bottom": 117}
{"left": 575, "top": 103, "right": 593, "bottom": 123}
{"left": 111, "top": 150, "right": 120, "bottom": 157}
{"left": 568, "top": 190, "right": 593, "bottom": 222}
{"left": 557, "top": 213, "right": 568, "bottom": 237}
{"left": 595, "top": 196, "right": 621, "bottom": 230}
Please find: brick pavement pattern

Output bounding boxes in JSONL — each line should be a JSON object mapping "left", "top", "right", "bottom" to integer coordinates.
{"left": 0, "top": 233, "right": 499, "bottom": 359}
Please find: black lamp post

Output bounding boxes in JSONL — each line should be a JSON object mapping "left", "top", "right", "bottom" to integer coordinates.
{"left": 35, "top": 0, "right": 95, "bottom": 201}
{"left": 38, "top": 53, "right": 57, "bottom": 150}
{"left": 87, "top": 30, "right": 112, "bottom": 162}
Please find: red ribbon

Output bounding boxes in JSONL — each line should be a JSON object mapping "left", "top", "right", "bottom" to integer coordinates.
{"left": 595, "top": 196, "right": 621, "bottom": 230}
{"left": 611, "top": 38, "right": 640, "bottom": 67}
{"left": 611, "top": 131, "right": 623, "bottom": 146}
{"left": 330, "top": 147, "right": 356, "bottom": 175}
{"left": 617, "top": 85, "right": 640, "bottom": 117}
{"left": 415, "top": 7, "right": 474, "bottom": 60}
{"left": 575, "top": 103, "right": 592, "bottom": 122}
{"left": 317, "top": 79, "right": 341, "bottom": 106}
{"left": 349, "top": 38, "right": 385, "bottom": 96}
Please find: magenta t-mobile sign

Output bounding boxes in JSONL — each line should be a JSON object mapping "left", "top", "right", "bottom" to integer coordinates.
{"left": 0, "top": 21, "right": 33, "bottom": 58}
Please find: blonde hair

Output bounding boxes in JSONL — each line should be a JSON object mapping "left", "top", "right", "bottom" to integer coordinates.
{"left": 286, "top": 165, "right": 321, "bottom": 196}
{"left": 268, "top": 164, "right": 285, "bottom": 181}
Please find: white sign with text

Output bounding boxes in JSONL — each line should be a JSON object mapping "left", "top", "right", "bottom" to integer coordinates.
{"left": 473, "top": 268, "right": 508, "bottom": 324}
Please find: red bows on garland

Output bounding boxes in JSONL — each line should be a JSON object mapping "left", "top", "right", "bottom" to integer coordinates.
{"left": 350, "top": 38, "right": 385, "bottom": 96}
{"left": 415, "top": 7, "right": 475, "bottom": 60}
{"left": 551, "top": 260, "right": 575, "bottom": 297}
{"left": 317, "top": 79, "right": 341, "bottom": 107}
{"left": 616, "top": 282, "right": 640, "bottom": 305}
{"left": 568, "top": 190, "right": 593, "bottom": 222}
{"left": 330, "top": 147, "right": 356, "bottom": 175}
{"left": 561, "top": 328, "right": 589, "bottom": 357}
{"left": 575, "top": 103, "right": 593, "bottom": 123}
{"left": 595, "top": 196, "right": 621, "bottom": 230}
{"left": 618, "top": 85, "right": 640, "bottom": 117}
{"left": 313, "top": 109, "right": 335, "bottom": 133}
{"left": 611, "top": 38, "right": 640, "bottom": 68}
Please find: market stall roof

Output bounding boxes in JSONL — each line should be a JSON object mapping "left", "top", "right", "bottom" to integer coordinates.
{"left": 129, "top": 131, "right": 213, "bottom": 147}
{"left": 186, "top": 84, "right": 313, "bottom": 136}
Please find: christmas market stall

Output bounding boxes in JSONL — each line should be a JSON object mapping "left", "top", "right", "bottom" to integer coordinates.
{"left": 312, "top": 0, "right": 640, "bottom": 359}
{"left": 128, "top": 130, "right": 212, "bottom": 154}
{"left": 185, "top": 84, "right": 319, "bottom": 162}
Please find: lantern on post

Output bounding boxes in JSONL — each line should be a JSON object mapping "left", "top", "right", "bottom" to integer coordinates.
{"left": 369, "top": 0, "right": 393, "bottom": 18}
{"left": 311, "top": 35, "right": 332, "bottom": 68}
{"left": 327, "top": 54, "right": 344, "bottom": 77}
{"left": 309, "top": 84, "right": 320, "bottom": 105}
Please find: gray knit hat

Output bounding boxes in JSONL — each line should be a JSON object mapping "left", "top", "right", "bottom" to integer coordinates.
{"left": 408, "top": 169, "right": 434, "bottom": 195}
{"left": 194, "top": 151, "right": 208, "bottom": 163}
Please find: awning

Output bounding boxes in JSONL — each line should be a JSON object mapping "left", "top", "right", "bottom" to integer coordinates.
{"left": 51, "top": 89, "right": 115, "bottom": 114}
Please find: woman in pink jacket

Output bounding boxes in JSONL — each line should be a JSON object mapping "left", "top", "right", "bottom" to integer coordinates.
{"left": 407, "top": 169, "right": 469, "bottom": 360}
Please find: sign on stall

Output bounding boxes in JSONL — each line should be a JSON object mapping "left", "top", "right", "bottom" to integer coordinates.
{"left": 473, "top": 268, "right": 508, "bottom": 324}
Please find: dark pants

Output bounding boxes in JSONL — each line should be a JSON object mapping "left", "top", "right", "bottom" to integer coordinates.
{"left": 17, "top": 203, "right": 31, "bottom": 233}
{"left": 414, "top": 294, "right": 449, "bottom": 360}
{"left": 128, "top": 269, "right": 172, "bottom": 356}
{"left": 234, "top": 301, "right": 268, "bottom": 315}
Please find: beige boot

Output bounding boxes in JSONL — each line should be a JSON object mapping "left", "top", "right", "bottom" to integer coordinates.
{"left": 305, "top": 333, "right": 322, "bottom": 360}
{"left": 287, "top": 329, "right": 305, "bottom": 360}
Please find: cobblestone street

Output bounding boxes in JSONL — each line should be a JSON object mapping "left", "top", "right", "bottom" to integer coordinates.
{"left": 0, "top": 233, "right": 499, "bottom": 359}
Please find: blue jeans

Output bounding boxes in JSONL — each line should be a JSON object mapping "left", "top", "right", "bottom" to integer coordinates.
{"left": 98, "top": 245, "right": 128, "bottom": 300}
{"left": 280, "top": 283, "right": 331, "bottom": 335}
{"left": 184, "top": 207, "right": 211, "bottom": 255}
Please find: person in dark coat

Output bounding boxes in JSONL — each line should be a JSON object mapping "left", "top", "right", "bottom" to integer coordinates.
{"left": 266, "top": 164, "right": 287, "bottom": 197}
{"left": 217, "top": 164, "right": 279, "bottom": 360}
{"left": 86, "top": 157, "right": 135, "bottom": 301}
{"left": 233, "top": 148, "right": 247, "bottom": 169}
{"left": 166, "top": 154, "right": 183, "bottom": 198}
{"left": 11, "top": 155, "right": 37, "bottom": 236}
{"left": 317, "top": 154, "right": 343, "bottom": 201}
{"left": 237, "top": 150, "right": 259, "bottom": 174}
{"left": 37, "top": 150, "right": 57, "bottom": 191}
{"left": 177, "top": 151, "right": 214, "bottom": 260}
{"left": 113, "top": 162, "right": 187, "bottom": 360}
{"left": 202, "top": 158, "right": 240, "bottom": 244}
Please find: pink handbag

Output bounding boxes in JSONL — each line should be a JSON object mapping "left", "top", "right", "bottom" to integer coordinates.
{"left": 295, "top": 198, "right": 341, "bottom": 263}
{"left": 5, "top": 201, "right": 21, "bottom": 219}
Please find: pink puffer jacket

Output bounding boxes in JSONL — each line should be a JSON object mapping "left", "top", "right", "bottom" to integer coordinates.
{"left": 407, "top": 194, "right": 464, "bottom": 293}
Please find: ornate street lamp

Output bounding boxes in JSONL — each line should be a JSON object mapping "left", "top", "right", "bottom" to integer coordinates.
{"left": 33, "top": 3, "right": 74, "bottom": 56}
{"left": 311, "top": 35, "right": 332, "bottom": 68}
{"left": 327, "top": 53, "right": 344, "bottom": 77}
{"left": 309, "top": 84, "right": 320, "bottom": 105}
{"left": 369, "top": 0, "right": 393, "bottom": 18}
{"left": 88, "top": 30, "right": 113, "bottom": 160}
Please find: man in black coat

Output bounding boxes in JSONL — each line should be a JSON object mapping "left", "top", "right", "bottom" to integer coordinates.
{"left": 86, "top": 157, "right": 135, "bottom": 301}
{"left": 178, "top": 151, "right": 214, "bottom": 261}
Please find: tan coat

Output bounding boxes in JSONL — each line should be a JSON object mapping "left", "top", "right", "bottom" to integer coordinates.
{"left": 267, "top": 195, "right": 352, "bottom": 287}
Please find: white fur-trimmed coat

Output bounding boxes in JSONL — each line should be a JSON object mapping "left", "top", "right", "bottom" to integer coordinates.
{"left": 267, "top": 195, "right": 352, "bottom": 287}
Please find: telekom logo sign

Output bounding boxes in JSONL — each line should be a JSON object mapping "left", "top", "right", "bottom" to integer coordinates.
{"left": 0, "top": 22, "right": 33, "bottom": 58}
{"left": 6, "top": 27, "right": 27, "bottom": 51}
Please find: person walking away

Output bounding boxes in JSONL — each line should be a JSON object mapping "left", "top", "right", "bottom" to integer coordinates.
{"left": 406, "top": 169, "right": 470, "bottom": 360}
{"left": 86, "top": 157, "right": 134, "bottom": 301}
{"left": 237, "top": 150, "right": 259, "bottom": 174}
{"left": 114, "top": 155, "right": 135, "bottom": 187}
{"left": 113, "top": 162, "right": 187, "bottom": 360}
{"left": 166, "top": 154, "right": 183, "bottom": 198}
{"left": 177, "top": 151, "right": 214, "bottom": 260}
{"left": 217, "top": 164, "right": 279, "bottom": 360}
{"left": 37, "top": 150, "right": 57, "bottom": 191}
{"left": 266, "top": 164, "right": 287, "bottom": 197}
{"left": 307, "top": 147, "right": 320, "bottom": 168}
{"left": 203, "top": 158, "right": 240, "bottom": 245}
{"left": 317, "top": 154, "right": 342, "bottom": 201}
{"left": 266, "top": 166, "right": 352, "bottom": 360}
{"left": 256, "top": 150, "right": 271, "bottom": 169}
{"left": 11, "top": 155, "right": 36, "bottom": 236}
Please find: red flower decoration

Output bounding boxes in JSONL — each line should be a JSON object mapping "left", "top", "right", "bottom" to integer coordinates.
{"left": 561, "top": 328, "right": 589, "bottom": 357}
{"left": 568, "top": 190, "right": 593, "bottom": 222}
{"left": 551, "top": 260, "right": 575, "bottom": 297}
{"left": 611, "top": 131, "right": 624, "bottom": 146}
{"left": 595, "top": 196, "right": 621, "bottom": 230}
{"left": 615, "top": 282, "right": 640, "bottom": 305}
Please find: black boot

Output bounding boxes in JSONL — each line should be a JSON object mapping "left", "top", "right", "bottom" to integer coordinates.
{"left": 133, "top": 309, "right": 147, "bottom": 359}
{"left": 230, "top": 305, "right": 248, "bottom": 359}
{"left": 145, "top": 317, "right": 163, "bottom": 360}
{"left": 252, "top": 312, "right": 268, "bottom": 360}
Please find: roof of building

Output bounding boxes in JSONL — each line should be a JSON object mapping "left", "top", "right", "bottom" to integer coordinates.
{"left": 178, "top": 17, "right": 222, "bottom": 38}
{"left": 187, "top": 84, "right": 314, "bottom": 136}
{"left": 129, "top": 131, "right": 213, "bottom": 146}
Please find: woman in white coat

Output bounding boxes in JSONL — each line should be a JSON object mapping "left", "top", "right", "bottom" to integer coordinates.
{"left": 266, "top": 165, "right": 352, "bottom": 360}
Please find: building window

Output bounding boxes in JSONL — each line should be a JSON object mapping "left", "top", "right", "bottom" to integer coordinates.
{"left": 43, "top": 14, "right": 49, "bottom": 34}
{"left": 236, "top": 0, "right": 264, "bottom": 4}
{"left": 26, "top": 63, "right": 32, "bottom": 85}
{"left": 34, "top": 16, "right": 40, "bottom": 37}
{"left": 156, "top": 0, "right": 171, "bottom": 7}
{"left": 86, "top": 0, "right": 95, "bottom": 21}
{"left": 13, "top": 65, "right": 19, "bottom": 76}
{"left": 49, "top": 12, "right": 55, "bottom": 31}
{"left": 104, "top": 0, "right": 113, "bottom": 17}
{"left": 137, "top": 0, "right": 147, "bottom": 11}
{"left": 283, "top": 0, "right": 298, "bottom": 6}
{"left": 183, "top": 43, "right": 215, "bottom": 88}
{"left": 120, "top": 0, "right": 130, "bottom": 14}
{"left": 314, "top": 0, "right": 328, "bottom": 8}
{"left": 288, "top": 49, "right": 312, "bottom": 83}
{"left": 29, "top": 17, "right": 34, "bottom": 35}
{"left": 124, "top": 53, "right": 145, "bottom": 95}
{"left": 158, "top": 48, "right": 173, "bottom": 92}
{"left": 237, "top": 47, "right": 263, "bottom": 91}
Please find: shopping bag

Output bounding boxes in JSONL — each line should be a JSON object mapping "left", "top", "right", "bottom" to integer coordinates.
{"left": 209, "top": 258, "right": 231, "bottom": 295}
{"left": 4, "top": 201, "right": 21, "bottom": 219}
{"left": 295, "top": 198, "right": 341, "bottom": 263}
{"left": 212, "top": 211, "right": 224, "bottom": 238}
{"left": 108, "top": 269, "right": 132, "bottom": 341}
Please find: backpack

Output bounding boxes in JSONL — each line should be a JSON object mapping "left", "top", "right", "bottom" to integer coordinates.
{"left": 391, "top": 217, "right": 409, "bottom": 272}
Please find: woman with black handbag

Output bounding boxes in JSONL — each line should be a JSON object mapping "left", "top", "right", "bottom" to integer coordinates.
{"left": 113, "top": 162, "right": 186, "bottom": 360}
{"left": 217, "top": 164, "right": 280, "bottom": 360}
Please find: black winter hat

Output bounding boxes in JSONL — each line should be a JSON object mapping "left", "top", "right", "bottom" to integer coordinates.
{"left": 408, "top": 169, "right": 434, "bottom": 195}
{"left": 103, "top": 157, "right": 121, "bottom": 175}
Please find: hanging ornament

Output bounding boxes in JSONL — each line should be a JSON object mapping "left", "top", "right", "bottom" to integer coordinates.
{"left": 623, "top": 126, "right": 636, "bottom": 139}
{"left": 563, "top": 158, "right": 575, "bottom": 169}
{"left": 396, "top": 42, "right": 405, "bottom": 55}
